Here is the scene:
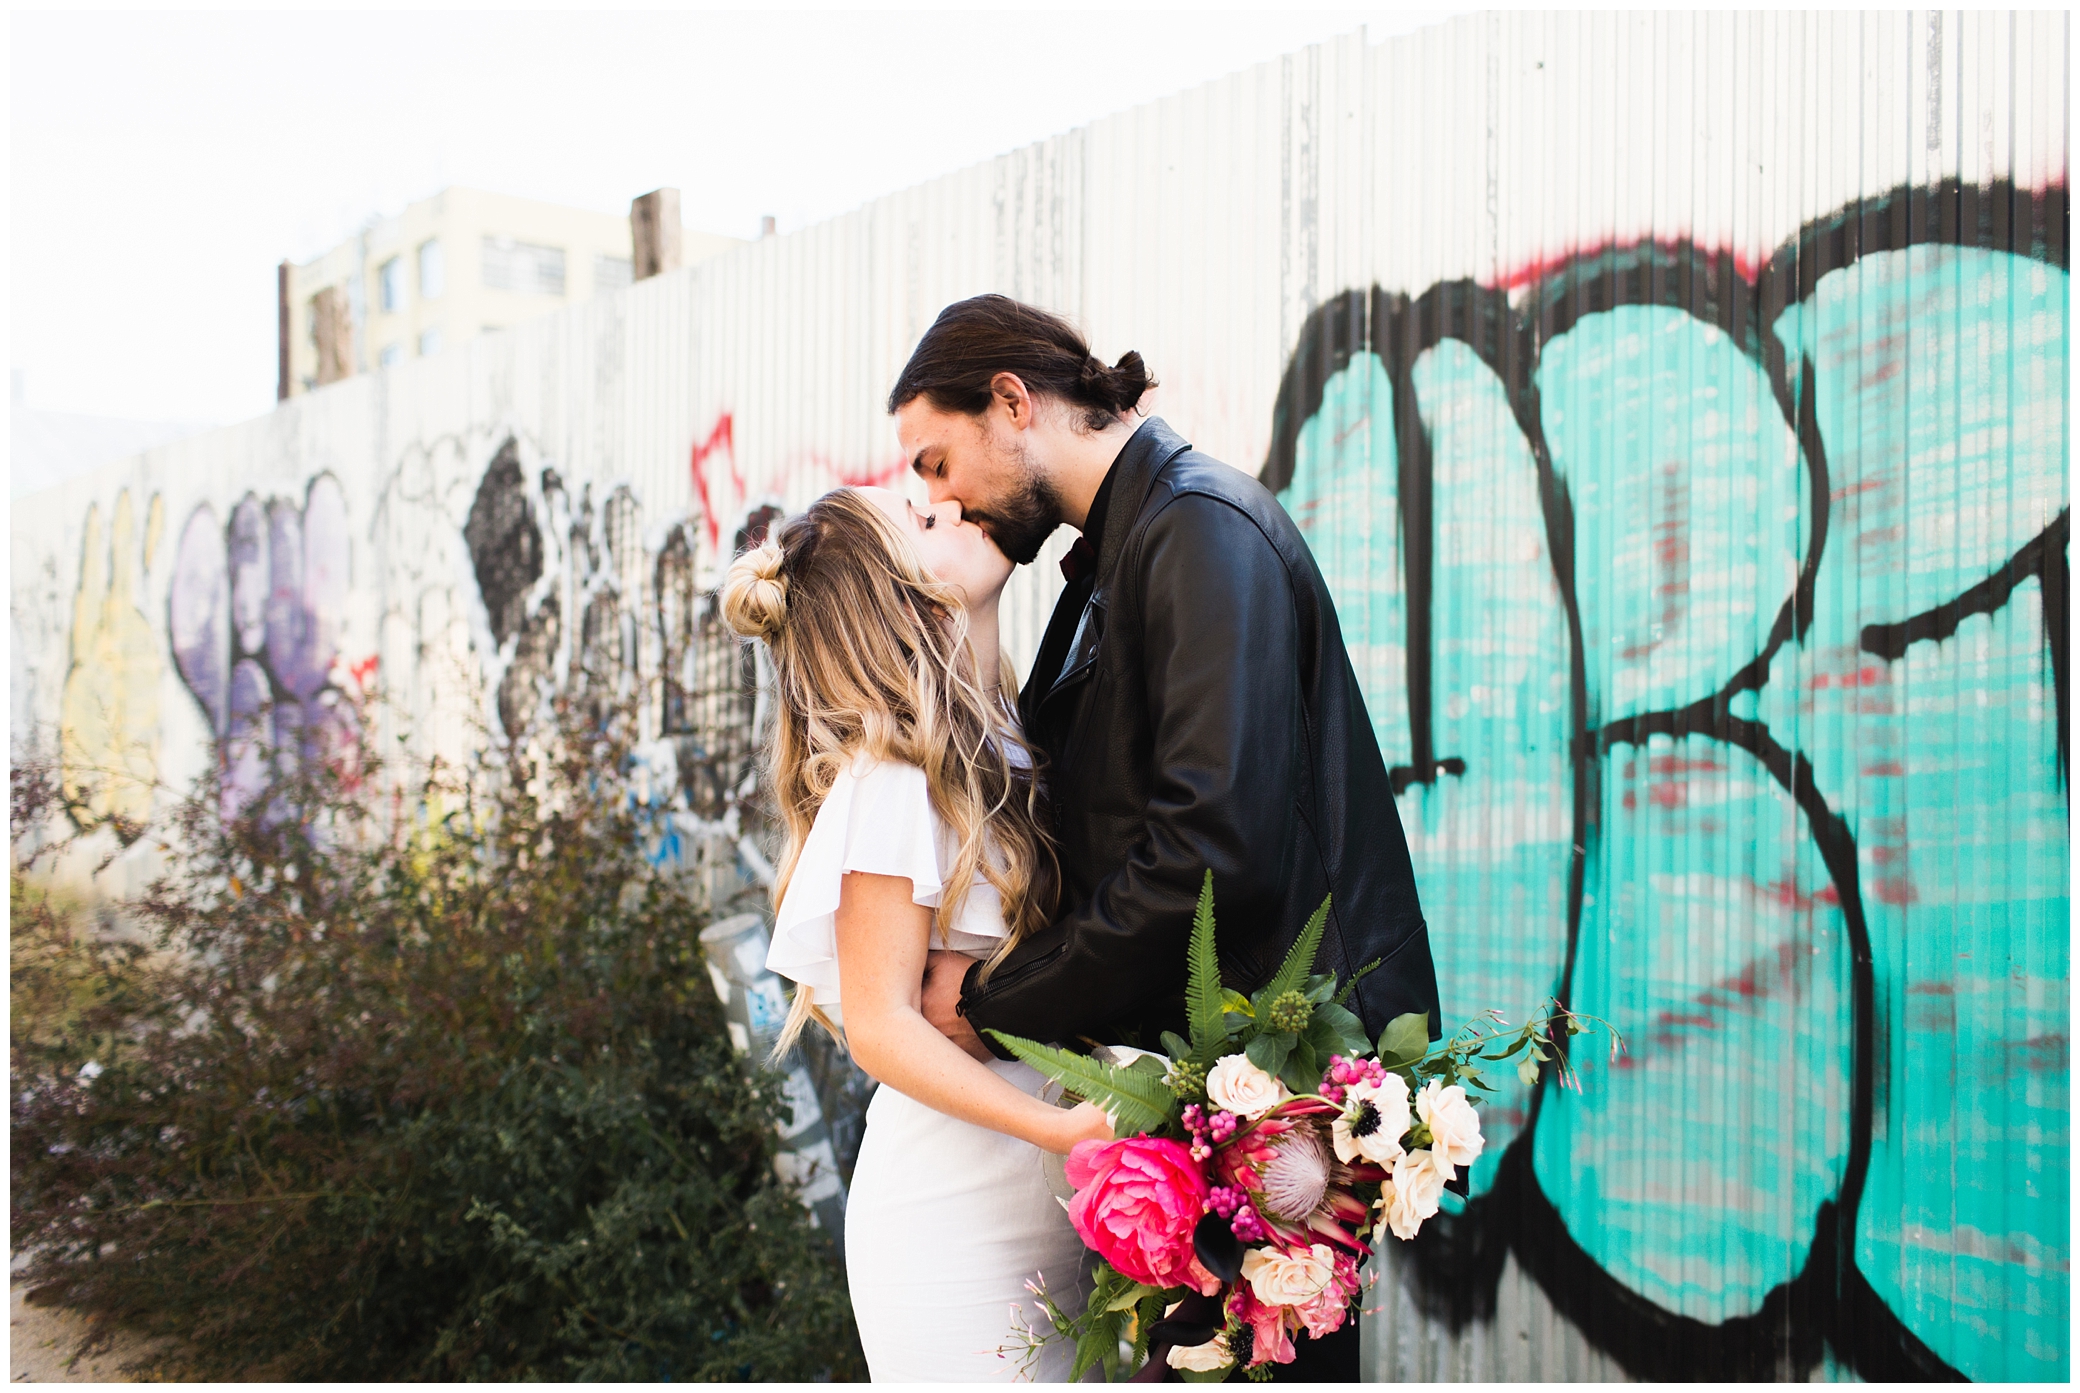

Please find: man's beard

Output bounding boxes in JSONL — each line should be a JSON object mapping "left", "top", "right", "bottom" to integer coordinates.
{"left": 971, "top": 445, "right": 1064, "bottom": 566}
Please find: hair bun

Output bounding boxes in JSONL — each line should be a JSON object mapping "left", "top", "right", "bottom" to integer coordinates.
{"left": 719, "top": 540, "right": 789, "bottom": 640}
{"left": 1081, "top": 351, "right": 1153, "bottom": 414}
{"left": 1108, "top": 350, "right": 1152, "bottom": 410}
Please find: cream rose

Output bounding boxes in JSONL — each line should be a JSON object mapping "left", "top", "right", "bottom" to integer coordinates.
{"left": 1415, "top": 1079, "right": 1484, "bottom": 1179}
{"left": 1379, "top": 1148, "right": 1446, "bottom": 1240}
{"left": 1331, "top": 1072, "right": 1410, "bottom": 1165}
{"left": 1205, "top": 1055, "right": 1287, "bottom": 1119}
{"left": 1240, "top": 1242, "right": 1338, "bottom": 1308}
{"left": 1165, "top": 1332, "right": 1234, "bottom": 1373}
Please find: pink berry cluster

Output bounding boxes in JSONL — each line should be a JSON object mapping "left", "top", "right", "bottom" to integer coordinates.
{"left": 1320, "top": 1054, "right": 1388, "bottom": 1106}
{"left": 1180, "top": 1103, "right": 1239, "bottom": 1162}
{"left": 1204, "top": 1183, "right": 1268, "bottom": 1241}
{"left": 1231, "top": 1204, "right": 1268, "bottom": 1242}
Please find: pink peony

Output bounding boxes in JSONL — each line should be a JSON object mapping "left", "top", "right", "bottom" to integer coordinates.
{"left": 1065, "top": 1137, "right": 1219, "bottom": 1294}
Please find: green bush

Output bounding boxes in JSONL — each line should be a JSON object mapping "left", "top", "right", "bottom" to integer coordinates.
{"left": 10, "top": 706, "right": 865, "bottom": 1380}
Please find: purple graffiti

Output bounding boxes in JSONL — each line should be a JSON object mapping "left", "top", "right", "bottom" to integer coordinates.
{"left": 169, "top": 474, "right": 356, "bottom": 814}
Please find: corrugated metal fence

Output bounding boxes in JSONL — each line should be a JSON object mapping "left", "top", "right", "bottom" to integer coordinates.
{"left": 11, "top": 11, "right": 2065, "bottom": 1381}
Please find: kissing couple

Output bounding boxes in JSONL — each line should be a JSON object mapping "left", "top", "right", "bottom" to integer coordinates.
{"left": 722, "top": 295, "right": 1440, "bottom": 1382}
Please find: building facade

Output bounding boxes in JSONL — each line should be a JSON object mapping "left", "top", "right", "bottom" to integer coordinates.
{"left": 277, "top": 185, "right": 742, "bottom": 397}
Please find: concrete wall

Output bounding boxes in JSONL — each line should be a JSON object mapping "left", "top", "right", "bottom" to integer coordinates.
{"left": 11, "top": 12, "right": 2066, "bottom": 1381}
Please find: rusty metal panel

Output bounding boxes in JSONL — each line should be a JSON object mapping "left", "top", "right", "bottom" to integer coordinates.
{"left": 9, "top": 11, "right": 2065, "bottom": 1382}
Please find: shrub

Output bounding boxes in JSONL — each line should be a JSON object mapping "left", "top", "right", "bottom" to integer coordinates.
{"left": 10, "top": 705, "right": 865, "bottom": 1380}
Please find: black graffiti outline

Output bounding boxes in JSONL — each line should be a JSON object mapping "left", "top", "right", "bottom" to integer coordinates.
{"left": 1862, "top": 507, "right": 2071, "bottom": 781}
{"left": 1263, "top": 177, "right": 2068, "bottom": 1382}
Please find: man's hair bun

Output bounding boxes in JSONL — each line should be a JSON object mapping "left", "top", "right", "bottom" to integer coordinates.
{"left": 1090, "top": 350, "right": 1153, "bottom": 414}
{"left": 719, "top": 540, "right": 789, "bottom": 641}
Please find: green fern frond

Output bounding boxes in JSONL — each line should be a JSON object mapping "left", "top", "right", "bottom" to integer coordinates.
{"left": 1185, "top": 871, "right": 1228, "bottom": 1065}
{"left": 984, "top": 1032, "right": 1177, "bottom": 1137}
{"left": 1262, "top": 894, "right": 1331, "bottom": 1004}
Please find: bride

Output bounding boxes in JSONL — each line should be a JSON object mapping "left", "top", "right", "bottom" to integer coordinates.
{"left": 719, "top": 485, "right": 1109, "bottom": 1381}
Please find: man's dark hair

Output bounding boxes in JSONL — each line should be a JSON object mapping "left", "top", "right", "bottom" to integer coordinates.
{"left": 887, "top": 293, "right": 1155, "bottom": 430}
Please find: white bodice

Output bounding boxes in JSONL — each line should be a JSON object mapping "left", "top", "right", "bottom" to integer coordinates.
{"left": 764, "top": 754, "right": 1012, "bottom": 1025}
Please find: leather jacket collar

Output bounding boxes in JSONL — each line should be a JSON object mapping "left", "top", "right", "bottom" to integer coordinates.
{"left": 1087, "top": 416, "right": 1194, "bottom": 594}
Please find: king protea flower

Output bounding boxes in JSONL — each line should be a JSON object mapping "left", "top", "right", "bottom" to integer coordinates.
{"left": 1214, "top": 1107, "right": 1374, "bottom": 1253}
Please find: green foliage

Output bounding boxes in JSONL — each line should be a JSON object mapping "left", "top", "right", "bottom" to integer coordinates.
{"left": 1379, "top": 1003, "right": 1624, "bottom": 1096}
{"left": 9, "top": 707, "right": 862, "bottom": 1381}
{"left": 1258, "top": 894, "right": 1330, "bottom": 1005}
{"left": 1377, "top": 1011, "right": 1431, "bottom": 1069}
{"left": 1161, "top": 1057, "right": 1208, "bottom": 1103}
{"left": 1183, "top": 871, "right": 1228, "bottom": 1066}
{"left": 984, "top": 1033, "right": 1177, "bottom": 1138}
{"left": 1330, "top": 957, "right": 1381, "bottom": 1008}
{"left": 1065, "top": 1265, "right": 1169, "bottom": 1382}
{"left": 1263, "top": 989, "right": 1312, "bottom": 1035}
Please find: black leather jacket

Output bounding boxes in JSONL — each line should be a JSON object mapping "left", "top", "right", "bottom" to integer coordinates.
{"left": 960, "top": 417, "right": 1439, "bottom": 1052}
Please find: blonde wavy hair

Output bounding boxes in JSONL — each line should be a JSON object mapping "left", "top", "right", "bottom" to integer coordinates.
{"left": 717, "top": 488, "right": 1059, "bottom": 1058}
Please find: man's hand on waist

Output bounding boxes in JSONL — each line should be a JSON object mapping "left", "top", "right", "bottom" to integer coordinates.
{"left": 922, "top": 949, "right": 992, "bottom": 1061}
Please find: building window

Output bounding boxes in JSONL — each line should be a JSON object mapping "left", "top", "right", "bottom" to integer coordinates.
{"left": 418, "top": 327, "right": 443, "bottom": 357}
{"left": 378, "top": 257, "right": 405, "bottom": 313}
{"left": 379, "top": 343, "right": 403, "bottom": 368}
{"left": 481, "top": 237, "right": 566, "bottom": 296}
{"left": 418, "top": 239, "right": 445, "bottom": 299}
{"left": 595, "top": 254, "right": 633, "bottom": 292}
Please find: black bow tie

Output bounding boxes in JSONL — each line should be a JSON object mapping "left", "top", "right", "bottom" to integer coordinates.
{"left": 1059, "top": 536, "right": 1096, "bottom": 583}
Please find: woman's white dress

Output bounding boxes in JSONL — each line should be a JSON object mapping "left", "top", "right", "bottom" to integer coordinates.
{"left": 766, "top": 754, "right": 1091, "bottom": 1382}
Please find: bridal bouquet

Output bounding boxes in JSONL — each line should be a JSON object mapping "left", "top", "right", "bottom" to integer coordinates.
{"left": 992, "top": 875, "right": 1613, "bottom": 1381}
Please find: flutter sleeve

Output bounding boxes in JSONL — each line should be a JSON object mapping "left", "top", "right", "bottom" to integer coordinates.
{"left": 763, "top": 755, "right": 944, "bottom": 1019}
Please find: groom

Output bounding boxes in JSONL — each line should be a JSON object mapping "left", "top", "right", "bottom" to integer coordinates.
{"left": 897, "top": 295, "right": 1438, "bottom": 1378}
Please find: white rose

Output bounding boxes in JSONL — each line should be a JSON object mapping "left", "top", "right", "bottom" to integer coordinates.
{"left": 1331, "top": 1073, "right": 1410, "bottom": 1165}
{"left": 1165, "top": 1332, "right": 1234, "bottom": 1373}
{"left": 1415, "top": 1079, "right": 1484, "bottom": 1179}
{"left": 1380, "top": 1149, "right": 1446, "bottom": 1240}
{"left": 1240, "top": 1242, "right": 1338, "bottom": 1308}
{"left": 1206, "top": 1055, "right": 1287, "bottom": 1119}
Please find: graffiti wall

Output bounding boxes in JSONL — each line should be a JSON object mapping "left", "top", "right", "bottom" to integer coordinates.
{"left": 9, "top": 11, "right": 2064, "bottom": 1382}
{"left": 1267, "top": 180, "right": 2068, "bottom": 1381}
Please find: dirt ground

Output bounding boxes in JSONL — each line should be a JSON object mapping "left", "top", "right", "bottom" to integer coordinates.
{"left": 10, "top": 1283, "right": 167, "bottom": 1383}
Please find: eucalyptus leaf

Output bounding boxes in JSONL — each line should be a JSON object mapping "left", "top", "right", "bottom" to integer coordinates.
{"left": 1159, "top": 1031, "right": 1194, "bottom": 1062}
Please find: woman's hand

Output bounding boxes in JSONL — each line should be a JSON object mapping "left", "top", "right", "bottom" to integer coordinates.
{"left": 1041, "top": 1100, "right": 1116, "bottom": 1155}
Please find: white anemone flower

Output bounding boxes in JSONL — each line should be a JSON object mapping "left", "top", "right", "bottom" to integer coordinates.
{"left": 1331, "top": 1072, "right": 1410, "bottom": 1165}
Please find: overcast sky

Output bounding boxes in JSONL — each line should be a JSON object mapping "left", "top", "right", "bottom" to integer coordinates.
{"left": 11, "top": 7, "right": 1459, "bottom": 429}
